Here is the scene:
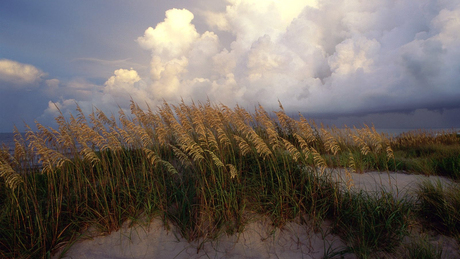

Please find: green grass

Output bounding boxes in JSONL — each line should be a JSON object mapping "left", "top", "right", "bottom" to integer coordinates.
{"left": 393, "top": 144, "right": 460, "bottom": 179}
{"left": 404, "top": 235, "right": 444, "bottom": 259}
{"left": 416, "top": 181, "right": 460, "bottom": 240}
{"left": 332, "top": 190, "right": 412, "bottom": 258}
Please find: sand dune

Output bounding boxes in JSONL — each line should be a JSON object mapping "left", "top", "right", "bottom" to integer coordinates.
{"left": 53, "top": 171, "right": 459, "bottom": 259}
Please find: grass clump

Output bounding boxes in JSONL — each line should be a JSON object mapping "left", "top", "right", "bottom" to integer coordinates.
{"left": 332, "top": 190, "right": 412, "bottom": 258}
{"left": 416, "top": 181, "right": 460, "bottom": 240}
{"left": 403, "top": 235, "right": 444, "bottom": 259}
{"left": 392, "top": 131, "right": 460, "bottom": 179}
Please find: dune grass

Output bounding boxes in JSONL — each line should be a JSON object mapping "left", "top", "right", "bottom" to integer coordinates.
{"left": 403, "top": 235, "right": 444, "bottom": 259}
{"left": 0, "top": 100, "right": 459, "bottom": 258}
{"left": 416, "top": 180, "right": 460, "bottom": 240}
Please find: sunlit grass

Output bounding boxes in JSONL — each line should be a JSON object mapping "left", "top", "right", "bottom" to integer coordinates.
{"left": 0, "top": 100, "right": 458, "bottom": 258}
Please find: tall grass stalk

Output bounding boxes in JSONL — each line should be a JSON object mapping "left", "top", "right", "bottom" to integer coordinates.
{"left": 0, "top": 100, "right": 458, "bottom": 258}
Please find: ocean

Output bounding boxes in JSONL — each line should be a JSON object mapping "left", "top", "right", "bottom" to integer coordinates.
{"left": 0, "top": 133, "right": 16, "bottom": 154}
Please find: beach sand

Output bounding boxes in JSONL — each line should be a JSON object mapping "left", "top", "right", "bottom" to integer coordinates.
{"left": 53, "top": 217, "right": 354, "bottom": 259}
{"left": 52, "top": 171, "right": 459, "bottom": 259}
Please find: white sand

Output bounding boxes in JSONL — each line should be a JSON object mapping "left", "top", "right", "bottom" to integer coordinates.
{"left": 329, "top": 169, "right": 457, "bottom": 198}
{"left": 52, "top": 171, "right": 459, "bottom": 259}
{"left": 53, "top": 217, "right": 354, "bottom": 259}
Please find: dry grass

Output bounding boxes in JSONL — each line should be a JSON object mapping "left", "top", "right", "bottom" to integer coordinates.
{"left": 0, "top": 100, "right": 458, "bottom": 258}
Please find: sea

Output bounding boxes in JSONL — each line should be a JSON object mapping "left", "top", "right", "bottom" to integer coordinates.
{"left": 0, "top": 133, "right": 16, "bottom": 155}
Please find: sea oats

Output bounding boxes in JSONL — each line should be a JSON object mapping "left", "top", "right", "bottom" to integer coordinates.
{"left": 191, "top": 106, "right": 208, "bottom": 148}
{"left": 254, "top": 104, "right": 280, "bottom": 150}
{"left": 161, "top": 160, "right": 179, "bottom": 175}
{"left": 72, "top": 112, "right": 106, "bottom": 151}
{"left": 55, "top": 126, "right": 75, "bottom": 151}
{"left": 75, "top": 103, "right": 87, "bottom": 125}
{"left": 177, "top": 133, "right": 204, "bottom": 163}
{"left": 367, "top": 125, "right": 383, "bottom": 153}
{"left": 227, "top": 164, "right": 238, "bottom": 179}
{"left": 169, "top": 144, "right": 191, "bottom": 166}
{"left": 96, "top": 108, "right": 117, "bottom": 128}
{"left": 0, "top": 160, "right": 23, "bottom": 190}
{"left": 143, "top": 147, "right": 161, "bottom": 166}
{"left": 205, "top": 103, "right": 224, "bottom": 131}
{"left": 311, "top": 147, "right": 326, "bottom": 175}
{"left": 80, "top": 144, "right": 100, "bottom": 166}
{"left": 131, "top": 99, "right": 151, "bottom": 127}
{"left": 297, "top": 114, "right": 316, "bottom": 144}
{"left": 173, "top": 103, "right": 193, "bottom": 133}
{"left": 235, "top": 104, "right": 253, "bottom": 125}
{"left": 218, "top": 103, "right": 232, "bottom": 126}
{"left": 321, "top": 128, "right": 340, "bottom": 155}
{"left": 246, "top": 129, "right": 273, "bottom": 160}
{"left": 13, "top": 127, "right": 27, "bottom": 163}
{"left": 105, "top": 129, "right": 123, "bottom": 152}
{"left": 255, "top": 103, "right": 269, "bottom": 125}
{"left": 386, "top": 144, "right": 394, "bottom": 161}
{"left": 274, "top": 101, "right": 295, "bottom": 135}
{"left": 348, "top": 152, "right": 356, "bottom": 174}
{"left": 205, "top": 149, "right": 225, "bottom": 168}
{"left": 234, "top": 135, "right": 251, "bottom": 157}
{"left": 234, "top": 118, "right": 249, "bottom": 136}
{"left": 0, "top": 145, "right": 10, "bottom": 165}
{"left": 129, "top": 99, "right": 145, "bottom": 125}
{"left": 282, "top": 138, "right": 301, "bottom": 162}
{"left": 187, "top": 142, "right": 205, "bottom": 163}
{"left": 205, "top": 128, "right": 219, "bottom": 152}
{"left": 159, "top": 100, "right": 177, "bottom": 130}
{"left": 151, "top": 114, "right": 168, "bottom": 146}
{"left": 86, "top": 125, "right": 106, "bottom": 150}
{"left": 51, "top": 102, "right": 69, "bottom": 131}
{"left": 352, "top": 134, "right": 370, "bottom": 156}
{"left": 36, "top": 122, "right": 53, "bottom": 143}
{"left": 29, "top": 134, "right": 72, "bottom": 174}
{"left": 266, "top": 127, "right": 281, "bottom": 151}
{"left": 138, "top": 126, "right": 154, "bottom": 148}
{"left": 216, "top": 127, "right": 231, "bottom": 149}
{"left": 294, "top": 133, "right": 309, "bottom": 152}
{"left": 343, "top": 168, "right": 355, "bottom": 190}
{"left": 118, "top": 127, "right": 135, "bottom": 148}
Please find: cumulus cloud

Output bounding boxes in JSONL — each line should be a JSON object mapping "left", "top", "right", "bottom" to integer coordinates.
{"left": 130, "top": 0, "right": 460, "bottom": 117}
{"left": 137, "top": 8, "right": 199, "bottom": 59}
{"left": 102, "top": 68, "right": 150, "bottom": 105}
{"left": 43, "top": 99, "right": 78, "bottom": 118}
{"left": 44, "top": 0, "right": 460, "bottom": 123}
{"left": 0, "top": 59, "right": 44, "bottom": 87}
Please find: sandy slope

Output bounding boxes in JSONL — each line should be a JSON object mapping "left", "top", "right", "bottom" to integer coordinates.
{"left": 330, "top": 169, "right": 456, "bottom": 197}
{"left": 53, "top": 217, "right": 354, "bottom": 259}
{"left": 53, "top": 171, "right": 459, "bottom": 259}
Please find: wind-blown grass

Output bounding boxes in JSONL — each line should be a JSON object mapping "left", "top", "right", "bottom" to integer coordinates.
{"left": 0, "top": 100, "right": 458, "bottom": 258}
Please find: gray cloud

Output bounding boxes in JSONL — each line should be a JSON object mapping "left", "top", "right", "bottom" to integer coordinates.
{"left": 39, "top": 0, "right": 460, "bottom": 131}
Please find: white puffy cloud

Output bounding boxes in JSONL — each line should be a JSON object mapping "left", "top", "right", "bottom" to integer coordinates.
{"left": 42, "top": 99, "right": 78, "bottom": 118}
{"left": 137, "top": 8, "right": 199, "bottom": 59}
{"left": 43, "top": 0, "right": 460, "bottom": 123}
{"left": 127, "top": 0, "right": 459, "bottom": 117}
{"left": 40, "top": 69, "right": 144, "bottom": 124}
{"left": 102, "top": 68, "right": 150, "bottom": 106}
{"left": 206, "top": 0, "right": 318, "bottom": 48}
{"left": 0, "top": 59, "right": 44, "bottom": 87}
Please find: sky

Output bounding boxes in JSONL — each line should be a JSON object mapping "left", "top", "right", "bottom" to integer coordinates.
{"left": 1, "top": 0, "right": 460, "bottom": 133}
